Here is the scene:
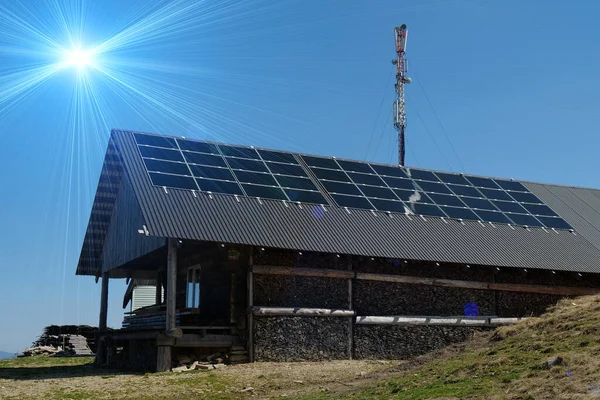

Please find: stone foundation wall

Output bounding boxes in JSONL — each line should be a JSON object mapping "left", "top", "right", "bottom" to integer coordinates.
{"left": 253, "top": 316, "right": 350, "bottom": 361}
{"left": 354, "top": 281, "right": 495, "bottom": 316}
{"left": 496, "top": 292, "right": 562, "bottom": 317}
{"left": 254, "top": 275, "right": 349, "bottom": 309}
{"left": 354, "top": 325, "right": 483, "bottom": 359}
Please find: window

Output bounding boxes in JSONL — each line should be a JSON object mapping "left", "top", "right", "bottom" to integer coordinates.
{"left": 186, "top": 266, "right": 201, "bottom": 308}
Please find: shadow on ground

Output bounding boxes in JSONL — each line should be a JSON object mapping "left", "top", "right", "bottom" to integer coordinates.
{"left": 0, "top": 363, "right": 144, "bottom": 381}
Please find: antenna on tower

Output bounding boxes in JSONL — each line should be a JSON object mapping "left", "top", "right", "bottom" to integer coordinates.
{"left": 392, "top": 24, "right": 411, "bottom": 166}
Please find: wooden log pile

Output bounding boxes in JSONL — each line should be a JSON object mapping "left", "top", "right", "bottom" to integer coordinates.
{"left": 122, "top": 305, "right": 191, "bottom": 329}
{"left": 26, "top": 325, "right": 100, "bottom": 356}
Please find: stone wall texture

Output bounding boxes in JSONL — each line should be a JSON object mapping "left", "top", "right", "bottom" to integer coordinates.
{"left": 254, "top": 275, "right": 349, "bottom": 309}
{"left": 354, "top": 325, "right": 482, "bottom": 359}
{"left": 353, "top": 281, "right": 496, "bottom": 316}
{"left": 253, "top": 316, "right": 350, "bottom": 361}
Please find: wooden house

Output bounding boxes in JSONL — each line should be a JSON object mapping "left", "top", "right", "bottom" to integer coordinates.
{"left": 76, "top": 129, "right": 600, "bottom": 371}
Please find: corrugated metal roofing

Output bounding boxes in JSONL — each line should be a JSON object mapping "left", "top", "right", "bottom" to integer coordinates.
{"left": 76, "top": 129, "right": 600, "bottom": 276}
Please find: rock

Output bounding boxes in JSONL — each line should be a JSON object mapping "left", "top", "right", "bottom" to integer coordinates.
{"left": 545, "top": 356, "right": 564, "bottom": 369}
{"left": 353, "top": 325, "right": 478, "bottom": 359}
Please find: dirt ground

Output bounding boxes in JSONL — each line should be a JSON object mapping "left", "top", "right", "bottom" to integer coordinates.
{"left": 0, "top": 356, "right": 407, "bottom": 399}
{"left": 0, "top": 335, "right": 485, "bottom": 400}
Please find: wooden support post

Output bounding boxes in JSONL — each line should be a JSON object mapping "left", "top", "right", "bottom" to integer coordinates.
{"left": 166, "top": 238, "right": 177, "bottom": 331}
{"left": 247, "top": 248, "right": 254, "bottom": 362}
{"left": 155, "top": 270, "right": 162, "bottom": 305}
{"left": 347, "top": 258, "right": 353, "bottom": 360}
{"left": 96, "top": 272, "right": 109, "bottom": 366}
{"left": 157, "top": 238, "right": 177, "bottom": 372}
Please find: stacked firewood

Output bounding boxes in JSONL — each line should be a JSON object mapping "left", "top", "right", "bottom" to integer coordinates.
{"left": 21, "top": 325, "right": 100, "bottom": 356}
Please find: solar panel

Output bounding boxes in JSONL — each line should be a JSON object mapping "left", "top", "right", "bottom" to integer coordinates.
{"left": 435, "top": 172, "right": 471, "bottom": 186}
{"left": 144, "top": 159, "right": 190, "bottom": 175}
{"left": 135, "top": 134, "right": 329, "bottom": 205}
{"left": 505, "top": 213, "right": 543, "bottom": 227}
{"left": 406, "top": 168, "right": 439, "bottom": 182}
{"left": 407, "top": 203, "right": 446, "bottom": 218}
{"left": 494, "top": 179, "right": 528, "bottom": 192}
{"left": 149, "top": 173, "right": 197, "bottom": 189}
{"left": 134, "top": 133, "right": 573, "bottom": 230}
{"left": 393, "top": 189, "right": 433, "bottom": 203}
{"left": 331, "top": 194, "right": 373, "bottom": 209}
{"left": 197, "top": 179, "right": 243, "bottom": 195}
{"left": 220, "top": 145, "right": 260, "bottom": 159}
{"left": 267, "top": 163, "right": 307, "bottom": 176}
{"left": 134, "top": 133, "right": 177, "bottom": 148}
{"left": 440, "top": 206, "right": 478, "bottom": 220}
{"left": 358, "top": 185, "right": 397, "bottom": 200}
{"left": 258, "top": 149, "right": 297, "bottom": 163}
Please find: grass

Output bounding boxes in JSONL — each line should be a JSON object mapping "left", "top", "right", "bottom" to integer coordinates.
{"left": 2, "top": 295, "right": 599, "bottom": 399}
{"left": 0, "top": 356, "right": 94, "bottom": 369}
{"left": 332, "top": 295, "right": 600, "bottom": 399}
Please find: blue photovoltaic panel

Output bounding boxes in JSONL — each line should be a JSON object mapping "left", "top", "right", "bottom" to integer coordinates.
{"left": 406, "top": 168, "right": 439, "bottom": 182}
{"left": 135, "top": 133, "right": 329, "bottom": 205}
{"left": 135, "top": 133, "right": 573, "bottom": 230}
{"left": 258, "top": 149, "right": 297, "bottom": 163}
{"left": 134, "top": 133, "right": 177, "bottom": 148}
{"left": 298, "top": 154, "right": 572, "bottom": 230}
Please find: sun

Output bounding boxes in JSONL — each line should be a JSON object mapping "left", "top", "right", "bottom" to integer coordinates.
{"left": 61, "top": 47, "right": 95, "bottom": 70}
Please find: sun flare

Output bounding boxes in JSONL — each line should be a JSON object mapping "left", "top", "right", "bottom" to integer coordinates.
{"left": 62, "top": 48, "right": 95, "bottom": 70}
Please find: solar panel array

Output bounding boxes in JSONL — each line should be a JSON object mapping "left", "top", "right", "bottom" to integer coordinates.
{"left": 134, "top": 133, "right": 573, "bottom": 231}
{"left": 134, "top": 133, "right": 328, "bottom": 205}
{"left": 300, "top": 154, "right": 572, "bottom": 230}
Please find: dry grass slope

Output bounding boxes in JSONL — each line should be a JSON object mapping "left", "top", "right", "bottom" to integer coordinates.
{"left": 346, "top": 294, "right": 600, "bottom": 399}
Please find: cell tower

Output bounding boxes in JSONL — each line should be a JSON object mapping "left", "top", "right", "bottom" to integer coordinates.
{"left": 392, "top": 24, "right": 411, "bottom": 166}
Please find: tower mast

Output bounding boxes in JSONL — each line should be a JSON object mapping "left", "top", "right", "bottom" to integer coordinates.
{"left": 392, "top": 24, "right": 411, "bottom": 166}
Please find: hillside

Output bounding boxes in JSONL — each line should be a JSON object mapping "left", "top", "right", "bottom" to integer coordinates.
{"left": 0, "top": 351, "right": 15, "bottom": 360}
{"left": 0, "top": 295, "right": 598, "bottom": 399}
{"left": 348, "top": 294, "right": 600, "bottom": 399}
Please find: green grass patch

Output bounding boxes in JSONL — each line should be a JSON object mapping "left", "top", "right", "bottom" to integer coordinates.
{"left": 0, "top": 356, "right": 95, "bottom": 369}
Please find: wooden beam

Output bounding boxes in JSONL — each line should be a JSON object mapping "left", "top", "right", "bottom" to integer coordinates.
{"left": 157, "top": 238, "right": 177, "bottom": 373}
{"left": 166, "top": 238, "right": 177, "bottom": 331}
{"left": 96, "top": 272, "right": 109, "bottom": 366}
{"left": 251, "top": 265, "right": 600, "bottom": 297}
{"left": 347, "top": 258, "right": 353, "bottom": 360}
{"left": 247, "top": 248, "right": 254, "bottom": 363}
{"left": 156, "top": 347, "right": 171, "bottom": 372}
{"left": 356, "top": 272, "right": 489, "bottom": 290}
{"left": 252, "top": 265, "right": 353, "bottom": 279}
{"left": 488, "top": 282, "right": 599, "bottom": 297}
{"left": 99, "top": 272, "right": 109, "bottom": 331}
{"left": 355, "top": 315, "right": 524, "bottom": 326}
{"left": 252, "top": 307, "right": 355, "bottom": 317}
{"left": 155, "top": 271, "right": 162, "bottom": 305}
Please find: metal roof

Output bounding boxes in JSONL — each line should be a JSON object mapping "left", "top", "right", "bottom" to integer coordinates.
{"left": 76, "top": 129, "right": 600, "bottom": 275}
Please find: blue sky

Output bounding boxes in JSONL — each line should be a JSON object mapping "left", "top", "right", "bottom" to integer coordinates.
{"left": 1, "top": 0, "right": 600, "bottom": 353}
